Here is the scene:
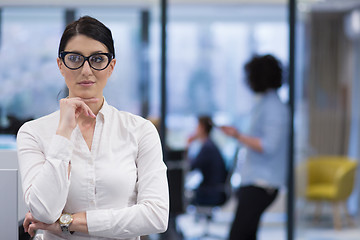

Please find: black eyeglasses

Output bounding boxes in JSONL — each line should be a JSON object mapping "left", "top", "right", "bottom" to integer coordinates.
{"left": 59, "top": 51, "right": 114, "bottom": 71}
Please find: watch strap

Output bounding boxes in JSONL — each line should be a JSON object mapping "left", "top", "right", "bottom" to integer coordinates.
{"left": 60, "top": 225, "right": 71, "bottom": 234}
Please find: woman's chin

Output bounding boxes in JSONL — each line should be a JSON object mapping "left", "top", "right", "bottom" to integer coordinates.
{"left": 72, "top": 91, "right": 99, "bottom": 99}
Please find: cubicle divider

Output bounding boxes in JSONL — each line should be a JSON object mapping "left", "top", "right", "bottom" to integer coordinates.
{"left": 0, "top": 169, "right": 18, "bottom": 239}
{"left": 0, "top": 149, "right": 28, "bottom": 221}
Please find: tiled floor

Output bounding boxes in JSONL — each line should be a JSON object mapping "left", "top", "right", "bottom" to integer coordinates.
{"left": 174, "top": 212, "right": 360, "bottom": 240}
{"left": 147, "top": 187, "right": 360, "bottom": 240}
{"left": 154, "top": 196, "right": 360, "bottom": 240}
{"left": 176, "top": 207, "right": 285, "bottom": 240}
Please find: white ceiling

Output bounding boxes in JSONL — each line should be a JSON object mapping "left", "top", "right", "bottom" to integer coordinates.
{"left": 0, "top": 0, "right": 286, "bottom": 8}
{"left": 304, "top": 0, "right": 360, "bottom": 11}
{"left": 0, "top": 0, "right": 358, "bottom": 12}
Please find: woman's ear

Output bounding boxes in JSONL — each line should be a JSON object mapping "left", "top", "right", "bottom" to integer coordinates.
{"left": 106, "top": 59, "right": 116, "bottom": 78}
{"left": 57, "top": 58, "right": 65, "bottom": 77}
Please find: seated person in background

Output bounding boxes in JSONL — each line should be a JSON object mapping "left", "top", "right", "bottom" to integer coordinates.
{"left": 187, "top": 116, "right": 228, "bottom": 206}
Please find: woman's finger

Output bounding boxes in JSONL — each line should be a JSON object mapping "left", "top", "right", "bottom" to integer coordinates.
{"left": 62, "top": 97, "right": 98, "bottom": 118}
{"left": 23, "top": 212, "right": 33, "bottom": 232}
{"left": 67, "top": 99, "right": 94, "bottom": 118}
{"left": 27, "top": 220, "right": 62, "bottom": 237}
{"left": 87, "top": 108, "right": 96, "bottom": 118}
{"left": 28, "top": 223, "right": 36, "bottom": 237}
{"left": 75, "top": 101, "right": 96, "bottom": 118}
{"left": 28, "top": 222, "right": 46, "bottom": 237}
{"left": 221, "top": 126, "right": 237, "bottom": 137}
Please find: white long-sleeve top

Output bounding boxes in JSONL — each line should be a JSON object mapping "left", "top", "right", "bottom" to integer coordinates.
{"left": 17, "top": 100, "right": 169, "bottom": 240}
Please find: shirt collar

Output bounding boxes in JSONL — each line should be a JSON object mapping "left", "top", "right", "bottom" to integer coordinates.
{"left": 97, "top": 97, "right": 111, "bottom": 122}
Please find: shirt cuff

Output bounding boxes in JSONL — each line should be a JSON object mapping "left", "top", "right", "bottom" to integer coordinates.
{"left": 47, "top": 135, "right": 74, "bottom": 163}
{"left": 86, "top": 209, "right": 112, "bottom": 234}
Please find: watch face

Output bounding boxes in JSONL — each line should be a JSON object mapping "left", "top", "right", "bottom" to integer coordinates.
{"left": 60, "top": 214, "right": 72, "bottom": 224}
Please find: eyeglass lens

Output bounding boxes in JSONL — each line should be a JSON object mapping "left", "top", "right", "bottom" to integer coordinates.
{"left": 64, "top": 53, "right": 110, "bottom": 70}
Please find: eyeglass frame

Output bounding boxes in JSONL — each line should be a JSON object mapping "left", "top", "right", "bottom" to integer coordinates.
{"left": 59, "top": 51, "right": 114, "bottom": 71}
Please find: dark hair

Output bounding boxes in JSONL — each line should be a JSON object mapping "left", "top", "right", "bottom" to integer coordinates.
{"left": 244, "top": 54, "right": 282, "bottom": 93}
{"left": 198, "top": 116, "right": 213, "bottom": 136}
{"left": 58, "top": 16, "right": 115, "bottom": 58}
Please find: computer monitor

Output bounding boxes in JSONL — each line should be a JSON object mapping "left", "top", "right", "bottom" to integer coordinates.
{"left": 0, "top": 169, "right": 18, "bottom": 239}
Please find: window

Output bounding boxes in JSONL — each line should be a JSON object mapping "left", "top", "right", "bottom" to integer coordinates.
{"left": 163, "top": 5, "right": 289, "bottom": 150}
{"left": 0, "top": 8, "right": 63, "bottom": 127}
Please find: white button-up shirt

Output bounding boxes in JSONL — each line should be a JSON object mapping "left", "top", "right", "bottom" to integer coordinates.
{"left": 17, "top": 100, "right": 169, "bottom": 240}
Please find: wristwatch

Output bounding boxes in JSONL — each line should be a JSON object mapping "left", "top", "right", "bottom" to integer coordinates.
{"left": 59, "top": 213, "right": 73, "bottom": 234}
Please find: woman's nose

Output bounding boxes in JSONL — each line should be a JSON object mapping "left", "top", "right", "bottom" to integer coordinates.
{"left": 81, "top": 60, "right": 93, "bottom": 74}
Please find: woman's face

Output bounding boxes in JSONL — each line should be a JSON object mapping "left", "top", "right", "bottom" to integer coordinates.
{"left": 57, "top": 34, "right": 116, "bottom": 99}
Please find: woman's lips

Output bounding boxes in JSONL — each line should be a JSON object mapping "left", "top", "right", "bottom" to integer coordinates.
{"left": 78, "top": 81, "right": 95, "bottom": 87}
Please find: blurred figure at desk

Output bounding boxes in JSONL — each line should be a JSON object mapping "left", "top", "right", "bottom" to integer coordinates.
{"left": 187, "top": 116, "right": 228, "bottom": 206}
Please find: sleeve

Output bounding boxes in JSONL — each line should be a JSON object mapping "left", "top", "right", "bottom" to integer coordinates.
{"left": 17, "top": 123, "right": 73, "bottom": 224}
{"left": 261, "top": 103, "right": 289, "bottom": 155}
{"left": 86, "top": 120, "right": 169, "bottom": 239}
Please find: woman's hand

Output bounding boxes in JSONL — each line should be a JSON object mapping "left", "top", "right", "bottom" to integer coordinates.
{"left": 23, "top": 212, "right": 61, "bottom": 238}
{"left": 221, "top": 126, "right": 263, "bottom": 152}
{"left": 186, "top": 134, "right": 198, "bottom": 146}
{"left": 220, "top": 126, "right": 240, "bottom": 139}
{"left": 56, "top": 97, "right": 98, "bottom": 139}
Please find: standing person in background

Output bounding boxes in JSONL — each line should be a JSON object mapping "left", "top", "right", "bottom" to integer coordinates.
{"left": 17, "top": 16, "right": 169, "bottom": 240}
{"left": 221, "top": 54, "right": 289, "bottom": 240}
{"left": 187, "top": 116, "right": 228, "bottom": 206}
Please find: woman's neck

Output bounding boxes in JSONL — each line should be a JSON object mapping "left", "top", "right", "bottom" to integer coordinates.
{"left": 88, "top": 97, "right": 104, "bottom": 115}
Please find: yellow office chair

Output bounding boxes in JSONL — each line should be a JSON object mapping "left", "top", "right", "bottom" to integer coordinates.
{"left": 305, "top": 155, "right": 357, "bottom": 229}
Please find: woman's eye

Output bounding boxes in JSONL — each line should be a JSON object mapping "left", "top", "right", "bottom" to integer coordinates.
{"left": 67, "top": 55, "right": 82, "bottom": 62}
{"left": 91, "top": 55, "right": 105, "bottom": 63}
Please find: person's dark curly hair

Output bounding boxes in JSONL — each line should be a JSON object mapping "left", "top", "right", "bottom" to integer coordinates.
{"left": 244, "top": 54, "right": 282, "bottom": 93}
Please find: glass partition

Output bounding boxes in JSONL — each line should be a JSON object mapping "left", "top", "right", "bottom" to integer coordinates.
{"left": 165, "top": 4, "right": 289, "bottom": 150}
{"left": 166, "top": 3, "right": 289, "bottom": 240}
{"left": 294, "top": 1, "right": 360, "bottom": 239}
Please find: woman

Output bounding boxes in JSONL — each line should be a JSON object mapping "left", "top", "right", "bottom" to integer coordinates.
{"left": 187, "top": 116, "right": 228, "bottom": 206}
{"left": 17, "top": 16, "right": 169, "bottom": 240}
{"left": 221, "top": 54, "right": 289, "bottom": 240}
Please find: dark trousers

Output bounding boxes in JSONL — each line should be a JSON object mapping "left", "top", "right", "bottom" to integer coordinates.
{"left": 228, "top": 185, "right": 278, "bottom": 240}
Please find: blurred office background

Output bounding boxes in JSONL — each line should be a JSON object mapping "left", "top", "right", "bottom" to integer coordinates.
{"left": 1, "top": 0, "right": 360, "bottom": 239}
